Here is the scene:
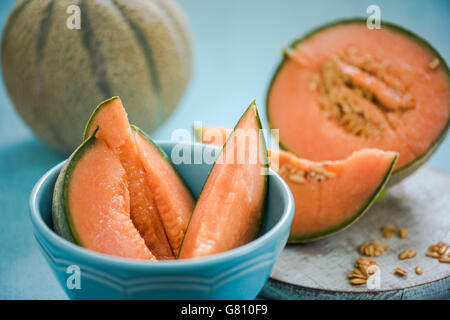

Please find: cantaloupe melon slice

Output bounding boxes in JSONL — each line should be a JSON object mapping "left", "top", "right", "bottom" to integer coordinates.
{"left": 132, "top": 126, "right": 195, "bottom": 256}
{"left": 194, "top": 126, "right": 397, "bottom": 242}
{"left": 83, "top": 97, "right": 174, "bottom": 259}
{"left": 52, "top": 131, "right": 155, "bottom": 260}
{"left": 275, "top": 148, "right": 397, "bottom": 242}
{"left": 179, "top": 102, "right": 268, "bottom": 258}
{"left": 266, "top": 19, "right": 450, "bottom": 185}
{"left": 83, "top": 97, "right": 194, "bottom": 258}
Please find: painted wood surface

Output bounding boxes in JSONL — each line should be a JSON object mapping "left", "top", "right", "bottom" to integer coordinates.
{"left": 261, "top": 166, "right": 450, "bottom": 300}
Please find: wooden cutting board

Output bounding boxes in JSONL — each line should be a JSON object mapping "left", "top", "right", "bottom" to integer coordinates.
{"left": 260, "top": 166, "right": 450, "bottom": 300}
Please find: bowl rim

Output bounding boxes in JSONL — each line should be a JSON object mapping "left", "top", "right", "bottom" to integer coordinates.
{"left": 29, "top": 140, "right": 294, "bottom": 270}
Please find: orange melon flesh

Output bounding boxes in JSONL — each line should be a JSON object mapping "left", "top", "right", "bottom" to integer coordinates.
{"left": 267, "top": 22, "right": 450, "bottom": 173}
{"left": 86, "top": 97, "right": 174, "bottom": 259}
{"left": 133, "top": 128, "right": 194, "bottom": 256}
{"left": 179, "top": 104, "right": 267, "bottom": 258}
{"left": 195, "top": 126, "right": 397, "bottom": 241}
{"left": 67, "top": 138, "right": 155, "bottom": 260}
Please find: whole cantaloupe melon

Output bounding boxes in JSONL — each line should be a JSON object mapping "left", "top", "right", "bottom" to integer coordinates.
{"left": 2, "top": 0, "right": 192, "bottom": 154}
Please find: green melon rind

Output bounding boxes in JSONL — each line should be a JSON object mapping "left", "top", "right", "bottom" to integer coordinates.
{"left": 266, "top": 18, "right": 450, "bottom": 184}
{"left": 52, "top": 129, "right": 99, "bottom": 245}
{"left": 178, "top": 101, "right": 269, "bottom": 258}
{"left": 288, "top": 153, "right": 398, "bottom": 243}
{"left": 374, "top": 187, "right": 388, "bottom": 202}
{"left": 82, "top": 96, "right": 120, "bottom": 141}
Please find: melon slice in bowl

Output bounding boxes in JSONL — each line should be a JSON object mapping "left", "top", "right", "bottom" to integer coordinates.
{"left": 52, "top": 130, "right": 156, "bottom": 260}
{"left": 179, "top": 101, "right": 269, "bottom": 258}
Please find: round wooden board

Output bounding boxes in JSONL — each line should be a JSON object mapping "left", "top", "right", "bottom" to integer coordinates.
{"left": 260, "top": 166, "right": 450, "bottom": 300}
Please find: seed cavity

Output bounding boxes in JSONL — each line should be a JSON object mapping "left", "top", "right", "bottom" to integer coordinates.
{"left": 309, "top": 47, "right": 415, "bottom": 138}
{"left": 278, "top": 163, "right": 335, "bottom": 184}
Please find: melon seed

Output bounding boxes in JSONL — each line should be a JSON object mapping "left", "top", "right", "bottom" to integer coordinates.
{"left": 399, "top": 250, "right": 409, "bottom": 260}
{"left": 399, "top": 249, "right": 416, "bottom": 260}
{"left": 426, "top": 251, "right": 440, "bottom": 258}
{"left": 359, "top": 241, "right": 389, "bottom": 257}
{"left": 415, "top": 266, "right": 423, "bottom": 275}
{"left": 288, "top": 174, "right": 306, "bottom": 184}
{"left": 381, "top": 225, "right": 397, "bottom": 239}
{"left": 399, "top": 227, "right": 407, "bottom": 238}
{"left": 350, "top": 278, "right": 367, "bottom": 285}
{"left": 355, "top": 257, "right": 378, "bottom": 275}
{"left": 279, "top": 163, "right": 334, "bottom": 184}
{"left": 407, "top": 250, "right": 417, "bottom": 258}
{"left": 312, "top": 166, "right": 336, "bottom": 178}
{"left": 395, "top": 267, "right": 407, "bottom": 276}
{"left": 348, "top": 257, "right": 379, "bottom": 285}
{"left": 429, "top": 58, "right": 440, "bottom": 70}
{"left": 426, "top": 241, "right": 449, "bottom": 263}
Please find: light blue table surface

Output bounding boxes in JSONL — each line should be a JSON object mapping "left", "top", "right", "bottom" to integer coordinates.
{"left": 0, "top": 0, "right": 449, "bottom": 299}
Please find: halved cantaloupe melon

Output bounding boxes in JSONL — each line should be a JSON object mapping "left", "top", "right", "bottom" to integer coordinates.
{"left": 267, "top": 19, "right": 449, "bottom": 185}
{"left": 179, "top": 102, "right": 268, "bottom": 258}
{"left": 194, "top": 126, "right": 397, "bottom": 242}
{"left": 53, "top": 97, "right": 194, "bottom": 259}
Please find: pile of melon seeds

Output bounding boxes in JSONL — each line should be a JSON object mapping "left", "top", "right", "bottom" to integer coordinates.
{"left": 348, "top": 225, "right": 449, "bottom": 286}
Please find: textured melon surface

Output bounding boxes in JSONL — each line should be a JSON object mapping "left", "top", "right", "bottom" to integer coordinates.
{"left": 179, "top": 103, "right": 268, "bottom": 258}
{"left": 2, "top": 0, "right": 192, "bottom": 154}
{"left": 266, "top": 20, "right": 449, "bottom": 184}
{"left": 195, "top": 126, "right": 397, "bottom": 242}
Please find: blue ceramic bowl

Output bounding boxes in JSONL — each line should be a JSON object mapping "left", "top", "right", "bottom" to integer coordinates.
{"left": 29, "top": 141, "right": 294, "bottom": 299}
